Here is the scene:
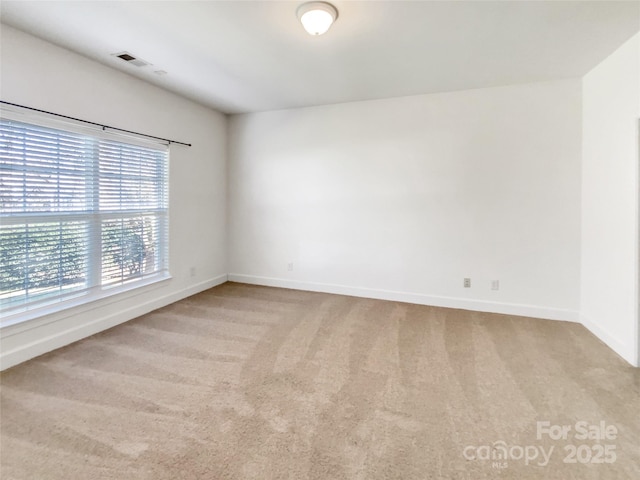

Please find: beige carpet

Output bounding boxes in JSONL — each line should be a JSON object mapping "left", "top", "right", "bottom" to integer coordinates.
{"left": 1, "top": 282, "right": 639, "bottom": 479}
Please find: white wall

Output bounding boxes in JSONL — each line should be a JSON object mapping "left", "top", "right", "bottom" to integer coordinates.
{"left": 228, "top": 79, "right": 583, "bottom": 321}
{"left": 0, "top": 25, "right": 228, "bottom": 369}
{"left": 581, "top": 33, "right": 640, "bottom": 367}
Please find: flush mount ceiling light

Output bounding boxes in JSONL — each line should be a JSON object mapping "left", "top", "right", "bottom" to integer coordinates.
{"left": 297, "top": 1, "right": 338, "bottom": 36}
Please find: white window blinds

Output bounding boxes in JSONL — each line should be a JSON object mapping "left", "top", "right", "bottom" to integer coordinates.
{"left": 0, "top": 117, "right": 169, "bottom": 319}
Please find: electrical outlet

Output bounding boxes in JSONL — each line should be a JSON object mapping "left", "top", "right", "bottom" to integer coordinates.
{"left": 190, "top": 267, "right": 196, "bottom": 277}
{"left": 287, "top": 262, "right": 294, "bottom": 272}
{"left": 491, "top": 280, "right": 500, "bottom": 291}
{"left": 464, "top": 278, "right": 471, "bottom": 288}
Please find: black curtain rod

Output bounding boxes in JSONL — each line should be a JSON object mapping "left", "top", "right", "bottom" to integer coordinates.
{"left": 0, "top": 100, "right": 192, "bottom": 147}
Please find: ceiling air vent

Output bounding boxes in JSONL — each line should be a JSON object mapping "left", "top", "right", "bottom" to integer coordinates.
{"left": 112, "top": 51, "right": 150, "bottom": 67}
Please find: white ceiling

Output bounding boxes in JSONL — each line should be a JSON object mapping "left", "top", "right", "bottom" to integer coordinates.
{"left": 1, "top": 1, "right": 638, "bottom": 114}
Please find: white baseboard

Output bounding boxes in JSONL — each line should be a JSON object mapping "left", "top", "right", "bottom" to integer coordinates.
{"left": 228, "top": 274, "right": 579, "bottom": 323}
{"left": 0, "top": 274, "right": 228, "bottom": 371}
{"left": 580, "top": 314, "right": 638, "bottom": 367}
{"left": 7, "top": 272, "right": 635, "bottom": 369}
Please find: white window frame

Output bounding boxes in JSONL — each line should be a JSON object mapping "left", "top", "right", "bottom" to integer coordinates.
{"left": 0, "top": 106, "right": 171, "bottom": 327}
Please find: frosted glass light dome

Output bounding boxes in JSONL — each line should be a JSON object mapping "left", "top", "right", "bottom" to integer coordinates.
{"left": 297, "top": 2, "right": 338, "bottom": 36}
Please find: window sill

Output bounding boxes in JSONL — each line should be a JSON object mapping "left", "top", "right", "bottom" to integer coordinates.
{"left": 0, "top": 273, "right": 172, "bottom": 333}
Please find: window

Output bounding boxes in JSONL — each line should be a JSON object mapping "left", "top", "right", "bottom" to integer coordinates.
{"left": 0, "top": 113, "right": 169, "bottom": 323}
